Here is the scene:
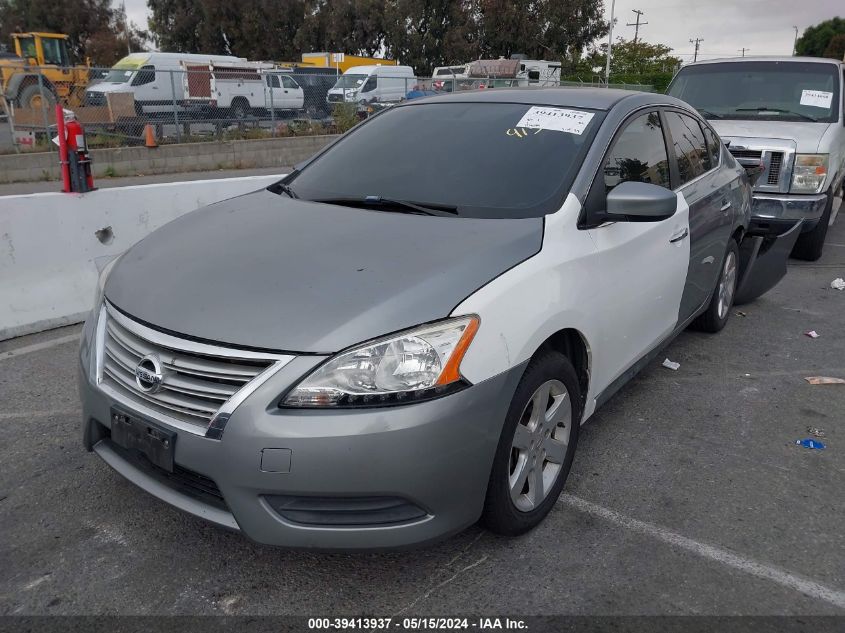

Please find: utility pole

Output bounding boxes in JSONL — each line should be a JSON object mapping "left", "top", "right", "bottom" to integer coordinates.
{"left": 627, "top": 10, "right": 648, "bottom": 44}
{"left": 792, "top": 26, "right": 799, "bottom": 56}
{"left": 604, "top": 0, "right": 616, "bottom": 85}
{"left": 738, "top": 47, "right": 750, "bottom": 57}
{"left": 690, "top": 37, "right": 703, "bottom": 62}
{"left": 122, "top": 0, "right": 131, "bottom": 54}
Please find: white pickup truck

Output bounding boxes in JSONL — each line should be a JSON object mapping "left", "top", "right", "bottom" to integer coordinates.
{"left": 182, "top": 62, "right": 304, "bottom": 119}
{"left": 668, "top": 56, "right": 844, "bottom": 260}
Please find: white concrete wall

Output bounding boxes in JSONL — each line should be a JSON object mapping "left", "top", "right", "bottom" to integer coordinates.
{"left": 0, "top": 174, "right": 283, "bottom": 341}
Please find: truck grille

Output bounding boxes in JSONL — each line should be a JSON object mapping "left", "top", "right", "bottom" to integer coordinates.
{"left": 100, "top": 305, "right": 276, "bottom": 429}
{"left": 729, "top": 149, "right": 762, "bottom": 161}
{"left": 767, "top": 152, "right": 783, "bottom": 185}
{"left": 327, "top": 93, "right": 343, "bottom": 103}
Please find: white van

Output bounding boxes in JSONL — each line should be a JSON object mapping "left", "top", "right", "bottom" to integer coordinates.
{"left": 326, "top": 65, "right": 415, "bottom": 107}
{"left": 85, "top": 52, "right": 247, "bottom": 115}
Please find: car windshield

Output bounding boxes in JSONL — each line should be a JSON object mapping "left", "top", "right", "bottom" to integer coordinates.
{"left": 667, "top": 61, "right": 840, "bottom": 123}
{"left": 334, "top": 74, "right": 367, "bottom": 89}
{"left": 102, "top": 68, "right": 135, "bottom": 83}
{"left": 285, "top": 101, "right": 603, "bottom": 218}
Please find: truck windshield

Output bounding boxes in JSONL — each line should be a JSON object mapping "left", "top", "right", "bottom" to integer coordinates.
{"left": 334, "top": 74, "right": 367, "bottom": 89}
{"left": 102, "top": 68, "right": 135, "bottom": 83}
{"left": 667, "top": 61, "right": 841, "bottom": 123}
{"left": 285, "top": 102, "right": 603, "bottom": 219}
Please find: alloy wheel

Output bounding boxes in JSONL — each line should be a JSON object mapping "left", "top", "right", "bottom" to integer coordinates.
{"left": 508, "top": 379, "right": 572, "bottom": 512}
{"left": 717, "top": 250, "right": 738, "bottom": 320}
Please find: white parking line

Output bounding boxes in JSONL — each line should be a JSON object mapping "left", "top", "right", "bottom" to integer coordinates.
{"left": 0, "top": 408, "right": 80, "bottom": 420}
{"left": 0, "top": 333, "right": 80, "bottom": 361}
{"left": 561, "top": 494, "right": 845, "bottom": 610}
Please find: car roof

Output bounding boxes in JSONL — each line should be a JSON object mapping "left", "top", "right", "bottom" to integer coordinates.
{"left": 683, "top": 56, "right": 844, "bottom": 67}
{"left": 401, "top": 87, "right": 687, "bottom": 112}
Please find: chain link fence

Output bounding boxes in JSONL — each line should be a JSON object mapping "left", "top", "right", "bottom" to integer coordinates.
{"left": 0, "top": 65, "right": 654, "bottom": 155}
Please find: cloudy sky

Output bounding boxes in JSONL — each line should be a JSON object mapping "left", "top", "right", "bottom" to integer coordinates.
{"left": 122, "top": 0, "right": 843, "bottom": 60}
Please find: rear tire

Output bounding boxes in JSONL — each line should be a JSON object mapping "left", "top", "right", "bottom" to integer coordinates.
{"left": 692, "top": 238, "right": 739, "bottom": 333}
{"left": 482, "top": 349, "right": 581, "bottom": 536}
{"left": 230, "top": 98, "right": 250, "bottom": 120}
{"left": 791, "top": 193, "right": 833, "bottom": 261}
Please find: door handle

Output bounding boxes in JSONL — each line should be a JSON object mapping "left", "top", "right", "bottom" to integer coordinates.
{"left": 669, "top": 228, "right": 689, "bottom": 243}
{"left": 720, "top": 201, "right": 732, "bottom": 212}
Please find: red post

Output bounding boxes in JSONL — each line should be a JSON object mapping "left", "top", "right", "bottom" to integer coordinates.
{"left": 55, "top": 104, "right": 71, "bottom": 193}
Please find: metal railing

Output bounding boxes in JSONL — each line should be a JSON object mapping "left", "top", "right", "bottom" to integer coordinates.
{"left": 0, "top": 65, "right": 654, "bottom": 154}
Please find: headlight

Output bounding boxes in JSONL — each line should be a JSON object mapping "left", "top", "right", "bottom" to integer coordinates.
{"left": 791, "top": 154, "right": 828, "bottom": 194}
{"left": 283, "top": 316, "right": 479, "bottom": 408}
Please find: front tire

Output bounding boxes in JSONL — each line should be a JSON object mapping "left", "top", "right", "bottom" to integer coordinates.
{"left": 17, "top": 83, "right": 57, "bottom": 110}
{"left": 692, "top": 238, "right": 739, "bottom": 333}
{"left": 482, "top": 350, "right": 581, "bottom": 536}
{"left": 791, "top": 193, "right": 833, "bottom": 261}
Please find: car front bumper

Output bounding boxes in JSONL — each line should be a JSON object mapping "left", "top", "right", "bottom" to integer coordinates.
{"left": 78, "top": 313, "right": 524, "bottom": 550}
{"left": 751, "top": 192, "right": 828, "bottom": 233}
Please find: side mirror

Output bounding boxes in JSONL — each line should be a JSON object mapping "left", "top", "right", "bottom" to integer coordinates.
{"left": 606, "top": 181, "right": 677, "bottom": 221}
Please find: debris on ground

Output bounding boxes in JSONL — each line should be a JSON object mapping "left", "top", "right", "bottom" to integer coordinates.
{"left": 805, "top": 376, "right": 845, "bottom": 385}
{"left": 736, "top": 310, "right": 747, "bottom": 317}
{"left": 805, "top": 330, "right": 820, "bottom": 338}
{"left": 662, "top": 358, "right": 680, "bottom": 371}
{"left": 796, "top": 438, "right": 826, "bottom": 450}
{"left": 831, "top": 278, "right": 845, "bottom": 290}
{"left": 807, "top": 426, "right": 826, "bottom": 438}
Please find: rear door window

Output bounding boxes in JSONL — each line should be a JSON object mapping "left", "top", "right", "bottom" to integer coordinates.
{"left": 666, "top": 111, "right": 710, "bottom": 185}
{"left": 702, "top": 125, "right": 720, "bottom": 167}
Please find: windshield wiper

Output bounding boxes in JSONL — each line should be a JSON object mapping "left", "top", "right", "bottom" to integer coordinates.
{"left": 314, "top": 195, "right": 459, "bottom": 217}
{"left": 268, "top": 182, "right": 298, "bottom": 198}
{"left": 734, "top": 107, "right": 817, "bottom": 122}
{"left": 696, "top": 108, "right": 723, "bottom": 119}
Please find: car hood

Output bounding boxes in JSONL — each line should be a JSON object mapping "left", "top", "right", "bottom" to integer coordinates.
{"left": 86, "top": 82, "right": 133, "bottom": 94}
{"left": 105, "top": 189, "right": 543, "bottom": 353}
{"left": 711, "top": 119, "right": 831, "bottom": 153}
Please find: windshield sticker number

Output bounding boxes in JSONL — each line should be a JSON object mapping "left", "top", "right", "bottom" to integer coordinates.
{"left": 515, "top": 107, "right": 595, "bottom": 134}
{"left": 800, "top": 90, "right": 833, "bottom": 109}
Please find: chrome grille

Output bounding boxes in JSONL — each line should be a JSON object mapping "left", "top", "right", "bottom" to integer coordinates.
{"left": 100, "top": 305, "right": 277, "bottom": 429}
{"left": 768, "top": 152, "right": 783, "bottom": 185}
{"left": 729, "top": 149, "right": 763, "bottom": 160}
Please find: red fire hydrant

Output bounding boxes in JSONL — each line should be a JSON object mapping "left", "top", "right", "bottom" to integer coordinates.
{"left": 56, "top": 106, "right": 95, "bottom": 193}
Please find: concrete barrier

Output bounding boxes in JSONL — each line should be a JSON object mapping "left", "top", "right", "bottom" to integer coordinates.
{"left": 0, "top": 135, "right": 336, "bottom": 184}
{"left": 0, "top": 174, "right": 284, "bottom": 341}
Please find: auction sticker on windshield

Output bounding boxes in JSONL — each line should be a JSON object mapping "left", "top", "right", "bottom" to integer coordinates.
{"left": 515, "top": 106, "right": 595, "bottom": 134}
{"left": 800, "top": 89, "right": 833, "bottom": 109}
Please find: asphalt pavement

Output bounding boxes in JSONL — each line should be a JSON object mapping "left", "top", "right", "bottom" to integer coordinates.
{"left": 1, "top": 220, "right": 844, "bottom": 617}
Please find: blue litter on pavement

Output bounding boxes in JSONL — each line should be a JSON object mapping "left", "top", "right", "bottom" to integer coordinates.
{"left": 796, "top": 438, "right": 826, "bottom": 450}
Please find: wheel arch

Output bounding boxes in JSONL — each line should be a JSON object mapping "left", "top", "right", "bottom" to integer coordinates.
{"left": 535, "top": 328, "right": 591, "bottom": 409}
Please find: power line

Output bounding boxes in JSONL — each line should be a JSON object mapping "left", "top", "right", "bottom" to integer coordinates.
{"left": 738, "top": 47, "right": 750, "bottom": 57}
{"left": 689, "top": 37, "right": 703, "bottom": 62}
{"left": 626, "top": 9, "right": 648, "bottom": 44}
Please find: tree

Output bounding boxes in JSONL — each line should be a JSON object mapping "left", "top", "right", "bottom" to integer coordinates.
{"left": 796, "top": 17, "right": 845, "bottom": 58}
{"left": 823, "top": 33, "right": 845, "bottom": 60}
{"left": 295, "top": 0, "right": 386, "bottom": 57}
{"left": 384, "top": 0, "right": 479, "bottom": 75}
{"left": 579, "top": 37, "right": 681, "bottom": 75}
{"left": 0, "top": 0, "right": 145, "bottom": 65}
{"left": 475, "top": 0, "right": 607, "bottom": 70}
{"left": 148, "top": 0, "right": 305, "bottom": 60}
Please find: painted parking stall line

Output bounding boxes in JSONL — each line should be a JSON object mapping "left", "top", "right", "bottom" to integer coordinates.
{"left": 561, "top": 494, "right": 845, "bottom": 610}
{"left": 0, "top": 333, "right": 80, "bottom": 361}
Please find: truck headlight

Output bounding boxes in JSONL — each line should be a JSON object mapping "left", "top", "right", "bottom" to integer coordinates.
{"left": 282, "top": 316, "right": 479, "bottom": 408}
{"left": 791, "top": 154, "right": 828, "bottom": 194}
